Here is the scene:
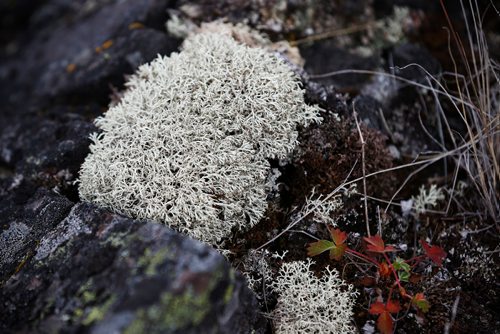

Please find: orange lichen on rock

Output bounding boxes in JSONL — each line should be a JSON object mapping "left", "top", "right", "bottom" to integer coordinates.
{"left": 95, "top": 40, "right": 113, "bottom": 53}
{"left": 66, "top": 63, "right": 76, "bottom": 73}
{"left": 129, "top": 22, "right": 145, "bottom": 30}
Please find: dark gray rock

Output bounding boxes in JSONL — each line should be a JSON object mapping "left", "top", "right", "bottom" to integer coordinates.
{"left": 35, "top": 28, "right": 179, "bottom": 104}
{"left": 0, "top": 110, "right": 97, "bottom": 194}
{"left": 352, "top": 95, "right": 385, "bottom": 132}
{"left": 388, "top": 43, "right": 441, "bottom": 81}
{"left": 0, "top": 193, "right": 266, "bottom": 333}
{"left": 0, "top": 0, "right": 45, "bottom": 47}
{"left": 300, "top": 40, "right": 380, "bottom": 92}
{"left": 0, "top": 0, "right": 179, "bottom": 108}
{"left": 0, "top": 185, "right": 74, "bottom": 283}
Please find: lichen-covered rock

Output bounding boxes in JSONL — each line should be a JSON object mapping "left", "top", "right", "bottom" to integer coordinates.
{"left": 0, "top": 185, "right": 73, "bottom": 283}
{"left": 36, "top": 28, "right": 180, "bottom": 104}
{"left": 0, "top": 3, "right": 267, "bottom": 331}
{"left": 0, "top": 193, "right": 266, "bottom": 333}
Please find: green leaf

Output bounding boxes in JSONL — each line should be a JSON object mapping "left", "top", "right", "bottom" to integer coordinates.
{"left": 393, "top": 257, "right": 411, "bottom": 282}
{"left": 412, "top": 293, "right": 430, "bottom": 313}
{"left": 307, "top": 240, "right": 334, "bottom": 257}
{"left": 398, "top": 270, "right": 410, "bottom": 282}
{"left": 393, "top": 257, "right": 411, "bottom": 272}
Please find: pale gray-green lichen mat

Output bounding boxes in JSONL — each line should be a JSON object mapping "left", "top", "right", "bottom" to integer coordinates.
{"left": 79, "top": 32, "right": 321, "bottom": 245}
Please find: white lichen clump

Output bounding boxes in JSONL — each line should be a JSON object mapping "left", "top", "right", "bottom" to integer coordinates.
{"left": 78, "top": 32, "right": 321, "bottom": 245}
{"left": 269, "top": 259, "right": 358, "bottom": 334}
{"left": 412, "top": 184, "right": 445, "bottom": 214}
{"left": 298, "top": 188, "right": 344, "bottom": 226}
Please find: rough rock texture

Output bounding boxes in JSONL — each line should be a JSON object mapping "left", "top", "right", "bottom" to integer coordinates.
{"left": 0, "top": 110, "right": 96, "bottom": 176}
{"left": 0, "top": 185, "right": 74, "bottom": 283}
{"left": 388, "top": 42, "right": 441, "bottom": 81}
{"left": 171, "top": 0, "right": 373, "bottom": 39}
{"left": 0, "top": 184, "right": 266, "bottom": 333}
{"left": 37, "top": 28, "right": 179, "bottom": 103}
{"left": 300, "top": 40, "right": 380, "bottom": 92}
{"left": 0, "top": 108, "right": 98, "bottom": 203}
{"left": 0, "top": 0, "right": 180, "bottom": 108}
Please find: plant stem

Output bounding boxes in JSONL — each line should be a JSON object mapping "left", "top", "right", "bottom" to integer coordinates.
{"left": 346, "top": 248, "right": 379, "bottom": 266}
{"left": 383, "top": 252, "right": 405, "bottom": 294}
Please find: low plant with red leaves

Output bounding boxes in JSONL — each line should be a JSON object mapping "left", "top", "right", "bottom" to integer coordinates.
{"left": 364, "top": 235, "right": 396, "bottom": 253}
{"left": 421, "top": 240, "right": 447, "bottom": 267}
{"left": 412, "top": 293, "right": 430, "bottom": 313}
{"left": 307, "top": 227, "right": 347, "bottom": 260}
{"left": 369, "top": 299, "right": 401, "bottom": 334}
{"left": 307, "top": 230, "right": 446, "bottom": 333}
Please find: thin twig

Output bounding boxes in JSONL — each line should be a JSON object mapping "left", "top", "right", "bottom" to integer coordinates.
{"left": 288, "top": 229, "right": 320, "bottom": 240}
{"left": 443, "top": 292, "right": 461, "bottom": 334}
{"left": 353, "top": 104, "right": 371, "bottom": 237}
{"left": 255, "top": 162, "right": 358, "bottom": 251}
{"left": 289, "top": 22, "right": 377, "bottom": 46}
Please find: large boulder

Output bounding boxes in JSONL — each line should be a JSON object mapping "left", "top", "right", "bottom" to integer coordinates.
{"left": 0, "top": 185, "right": 266, "bottom": 333}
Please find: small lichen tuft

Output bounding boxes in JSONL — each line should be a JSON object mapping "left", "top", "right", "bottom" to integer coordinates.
{"left": 269, "top": 259, "right": 358, "bottom": 334}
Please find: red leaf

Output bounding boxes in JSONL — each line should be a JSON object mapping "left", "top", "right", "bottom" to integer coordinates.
{"left": 378, "top": 262, "right": 391, "bottom": 278}
{"left": 421, "top": 240, "right": 447, "bottom": 266}
{"left": 369, "top": 299, "right": 401, "bottom": 315}
{"left": 307, "top": 240, "right": 334, "bottom": 257}
{"left": 369, "top": 301, "right": 386, "bottom": 315}
{"left": 364, "top": 235, "right": 396, "bottom": 253}
{"left": 364, "top": 235, "right": 385, "bottom": 252}
{"left": 377, "top": 312, "right": 394, "bottom": 334}
{"left": 328, "top": 228, "right": 347, "bottom": 260}
{"left": 386, "top": 299, "right": 401, "bottom": 314}
{"left": 370, "top": 299, "right": 400, "bottom": 333}
{"left": 328, "top": 227, "right": 347, "bottom": 246}
{"left": 412, "top": 293, "right": 430, "bottom": 313}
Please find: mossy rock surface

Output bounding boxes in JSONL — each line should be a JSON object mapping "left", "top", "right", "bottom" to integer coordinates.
{"left": 0, "top": 194, "right": 266, "bottom": 334}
